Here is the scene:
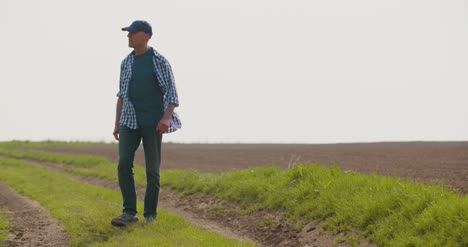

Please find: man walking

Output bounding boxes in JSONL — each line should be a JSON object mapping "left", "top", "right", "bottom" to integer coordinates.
{"left": 111, "top": 20, "right": 181, "bottom": 226}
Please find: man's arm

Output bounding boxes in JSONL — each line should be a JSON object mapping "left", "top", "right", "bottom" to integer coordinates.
{"left": 113, "top": 96, "right": 123, "bottom": 140}
{"left": 156, "top": 57, "right": 179, "bottom": 134}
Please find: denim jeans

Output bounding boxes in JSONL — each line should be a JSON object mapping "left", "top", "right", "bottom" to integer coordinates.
{"left": 118, "top": 124, "right": 162, "bottom": 218}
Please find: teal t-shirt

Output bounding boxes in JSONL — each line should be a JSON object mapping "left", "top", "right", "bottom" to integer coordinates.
{"left": 128, "top": 47, "right": 164, "bottom": 127}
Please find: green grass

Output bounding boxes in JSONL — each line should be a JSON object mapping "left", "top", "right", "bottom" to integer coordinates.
{"left": 161, "top": 166, "right": 468, "bottom": 246}
{"left": 0, "top": 148, "right": 148, "bottom": 187}
{"left": 0, "top": 159, "right": 254, "bottom": 247}
{"left": 0, "top": 140, "right": 113, "bottom": 149}
{"left": 0, "top": 148, "right": 109, "bottom": 167}
{"left": 2, "top": 148, "right": 467, "bottom": 246}
{"left": 0, "top": 208, "right": 9, "bottom": 243}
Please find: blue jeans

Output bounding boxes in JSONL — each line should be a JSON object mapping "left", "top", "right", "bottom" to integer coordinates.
{"left": 118, "top": 124, "right": 162, "bottom": 218}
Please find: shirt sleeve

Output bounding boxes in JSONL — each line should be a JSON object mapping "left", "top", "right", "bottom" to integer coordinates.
{"left": 116, "top": 61, "right": 125, "bottom": 97}
{"left": 162, "top": 59, "right": 179, "bottom": 107}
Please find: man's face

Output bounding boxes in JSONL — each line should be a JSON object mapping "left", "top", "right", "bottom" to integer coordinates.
{"left": 127, "top": 31, "right": 150, "bottom": 48}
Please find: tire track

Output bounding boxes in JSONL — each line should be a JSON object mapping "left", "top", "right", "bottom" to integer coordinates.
{"left": 0, "top": 181, "right": 71, "bottom": 247}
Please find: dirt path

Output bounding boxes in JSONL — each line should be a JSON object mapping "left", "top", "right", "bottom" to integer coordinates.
{"left": 14, "top": 158, "right": 354, "bottom": 247}
{"left": 0, "top": 181, "right": 71, "bottom": 247}
{"left": 42, "top": 142, "right": 468, "bottom": 193}
{"left": 18, "top": 159, "right": 261, "bottom": 246}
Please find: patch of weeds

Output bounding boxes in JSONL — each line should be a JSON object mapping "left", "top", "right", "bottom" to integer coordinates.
{"left": 0, "top": 209, "right": 10, "bottom": 243}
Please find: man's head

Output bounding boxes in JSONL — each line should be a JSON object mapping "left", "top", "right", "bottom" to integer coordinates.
{"left": 122, "top": 20, "right": 153, "bottom": 48}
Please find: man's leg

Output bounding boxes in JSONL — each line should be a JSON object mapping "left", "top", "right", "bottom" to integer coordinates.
{"left": 117, "top": 125, "right": 141, "bottom": 216}
{"left": 141, "top": 125, "right": 162, "bottom": 220}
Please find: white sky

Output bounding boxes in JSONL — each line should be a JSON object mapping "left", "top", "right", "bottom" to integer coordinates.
{"left": 0, "top": 0, "right": 466, "bottom": 143}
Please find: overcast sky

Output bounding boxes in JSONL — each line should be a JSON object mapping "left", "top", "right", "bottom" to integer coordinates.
{"left": 0, "top": 0, "right": 466, "bottom": 144}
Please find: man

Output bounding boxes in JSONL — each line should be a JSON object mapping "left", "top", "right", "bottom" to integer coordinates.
{"left": 111, "top": 20, "right": 181, "bottom": 227}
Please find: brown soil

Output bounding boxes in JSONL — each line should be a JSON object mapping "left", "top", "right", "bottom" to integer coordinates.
{"left": 43, "top": 142, "right": 468, "bottom": 193}
{"left": 0, "top": 181, "right": 71, "bottom": 247}
{"left": 13, "top": 158, "right": 353, "bottom": 247}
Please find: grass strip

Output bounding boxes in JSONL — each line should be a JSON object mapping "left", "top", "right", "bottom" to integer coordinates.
{"left": 0, "top": 148, "right": 147, "bottom": 187}
{"left": 0, "top": 140, "right": 111, "bottom": 149}
{"left": 0, "top": 208, "right": 9, "bottom": 243}
{"left": 162, "top": 166, "right": 468, "bottom": 246}
{"left": 2, "top": 148, "right": 467, "bottom": 246}
{"left": 0, "top": 148, "right": 109, "bottom": 168}
{"left": 0, "top": 159, "right": 253, "bottom": 247}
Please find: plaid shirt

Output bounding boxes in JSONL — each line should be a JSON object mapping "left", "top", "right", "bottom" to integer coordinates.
{"left": 117, "top": 47, "right": 181, "bottom": 133}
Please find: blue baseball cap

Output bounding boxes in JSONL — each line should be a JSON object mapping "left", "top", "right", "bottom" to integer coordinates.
{"left": 122, "top": 20, "right": 153, "bottom": 38}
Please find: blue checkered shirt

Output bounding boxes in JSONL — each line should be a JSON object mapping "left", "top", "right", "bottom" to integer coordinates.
{"left": 117, "top": 48, "right": 181, "bottom": 133}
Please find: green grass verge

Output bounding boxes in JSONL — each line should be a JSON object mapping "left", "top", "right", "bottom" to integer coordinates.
{"left": 0, "top": 159, "right": 254, "bottom": 247}
{"left": 161, "top": 166, "right": 467, "bottom": 246}
{"left": 0, "top": 148, "right": 147, "bottom": 187}
{"left": 0, "top": 148, "right": 109, "bottom": 167}
{"left": 0, "top": 140, "right": 113, "bottom": 149}
{"left": 0, "top": 208, "right": 9, "bottom": 243}
{"left": 2, "top": 148, "right": 467, "bottom": 246}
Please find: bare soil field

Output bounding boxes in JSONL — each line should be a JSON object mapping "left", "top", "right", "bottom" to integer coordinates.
{"left": 42, "top": 142, "right": 468, "bottom": 193}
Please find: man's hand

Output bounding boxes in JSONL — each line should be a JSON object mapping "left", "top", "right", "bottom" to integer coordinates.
{"left": 156, "top": 118, "right": 170, "bottom": 135}
{"left": 113, "top": 125, "right": 120, "bottom": 141}
{"left": 157, "top": 104, "right": 176, "bottom": 135}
